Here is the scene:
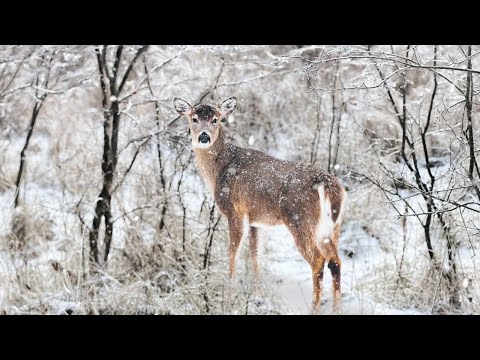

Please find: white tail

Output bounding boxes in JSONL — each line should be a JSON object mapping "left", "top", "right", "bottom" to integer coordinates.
{"left": 173, "top": 96, "right": 347, "bottom": 314}
{"left": 316, "top": 185, "right": 334, "bottom": 246}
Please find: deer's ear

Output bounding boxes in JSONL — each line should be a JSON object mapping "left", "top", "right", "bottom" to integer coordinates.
{"left": 173, "top": 98, "right": 192, "bottom": 116}
{"left": 219, "top": 97, "right": 237, "bottom": 117}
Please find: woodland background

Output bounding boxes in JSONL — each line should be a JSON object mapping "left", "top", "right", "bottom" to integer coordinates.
{"left": 0, "top": 45, "right": 479, "bottom": 314}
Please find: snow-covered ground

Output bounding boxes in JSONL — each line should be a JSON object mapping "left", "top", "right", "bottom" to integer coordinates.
{"left": 2, "top": 45, "right": 479, "bottom": 315}
{"left": 261, "top": 223, "right": 427, "bottom": 315}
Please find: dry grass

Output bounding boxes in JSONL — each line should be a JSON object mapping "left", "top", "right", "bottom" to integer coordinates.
{"left": 0, "top": 204, "right": 281, "bottom": 315}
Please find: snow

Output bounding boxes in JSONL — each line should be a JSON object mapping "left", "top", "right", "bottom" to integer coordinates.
{"left": 263, "top": 222, "right": 427, "bottom": 314}
{"left": 1, "top": 45, "right": 479, "bottom": 315}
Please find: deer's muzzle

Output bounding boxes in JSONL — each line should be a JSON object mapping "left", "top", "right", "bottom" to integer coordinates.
{"left": 199, "top": 132, "right": 211, "bottom": 144}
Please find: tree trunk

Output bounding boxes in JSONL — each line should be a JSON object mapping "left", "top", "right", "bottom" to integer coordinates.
{"left": 89, "top": 45, "right": 148, "bottom": 265}
{"left": 14, "top": 101, "right": 45, "bottom": 208}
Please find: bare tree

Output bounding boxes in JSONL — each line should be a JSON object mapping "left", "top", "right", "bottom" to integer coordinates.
{"left": 89, "top": 45, "right": 148, "bottom": 265}
{"left": 14, "top": 63, "right": 50, "bottom": 208}
{"left": 2, "top": 44, "right": 478, "bottom": 315}
{"left": 6, "top": 47, "right": 86, "bottom": 209}
{"left": 464, "top": 45, "right": 480, "bottom": 202}
{"left": 295, "top": 45, "right": 480, "bottom": 309}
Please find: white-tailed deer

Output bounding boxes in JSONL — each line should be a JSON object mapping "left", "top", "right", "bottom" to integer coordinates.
{"left": 174, "top": 97, "right": 346, "bottom": 314}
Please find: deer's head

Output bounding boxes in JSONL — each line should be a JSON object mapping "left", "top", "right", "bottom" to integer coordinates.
{"left": 173, "top": 97, "right": 237, "bottom": 149}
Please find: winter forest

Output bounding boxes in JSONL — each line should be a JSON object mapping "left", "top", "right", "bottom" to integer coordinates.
{"left": 0, "top": 45, "right": 479, "bottom": 315}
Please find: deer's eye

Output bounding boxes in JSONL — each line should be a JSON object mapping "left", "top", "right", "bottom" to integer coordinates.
{"left": 192, "top": 117, "right": 198, "bottom": 123}
{"left": 212, "top": 118, "right": 217, "bottom": 124}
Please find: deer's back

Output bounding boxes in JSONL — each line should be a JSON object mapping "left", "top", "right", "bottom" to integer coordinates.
{"left": 214, "top": 145, "right": 344, "bottom": 227}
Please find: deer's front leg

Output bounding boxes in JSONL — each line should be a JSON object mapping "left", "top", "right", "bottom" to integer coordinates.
{"left": 227, "top": 214, "right": 244, "bottom": 280}
{"left": 224, "top": 214, "right": 244, "bottom": 310}
{"left": 249, "top": 226, "right": 261, "bottom": 283}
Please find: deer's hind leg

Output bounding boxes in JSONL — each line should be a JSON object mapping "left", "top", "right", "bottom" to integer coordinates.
{"left": 288, "top": 225, "right": 326, "bottom": 314}
{"left": 328, "top": 224, "right": 342, "bottom": 314}
{"left": 311, "top": 250, "right": 326, "bottom": 313}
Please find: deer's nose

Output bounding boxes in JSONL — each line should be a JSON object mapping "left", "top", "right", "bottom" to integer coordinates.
{"left": 199, "top": 132, "right": 211, "bottom": 144}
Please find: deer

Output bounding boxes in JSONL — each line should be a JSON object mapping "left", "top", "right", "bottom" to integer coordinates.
{"left": 173, "top": 96, "right": 347, "bottom": 314}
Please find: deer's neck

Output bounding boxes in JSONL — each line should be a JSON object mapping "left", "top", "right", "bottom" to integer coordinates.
{"left": 193, "top": 126, "right": 232, "bottom": 195}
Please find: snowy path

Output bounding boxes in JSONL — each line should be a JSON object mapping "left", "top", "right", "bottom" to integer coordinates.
{"left": 261, "top": 224, "right": 425, "bottom": 315}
